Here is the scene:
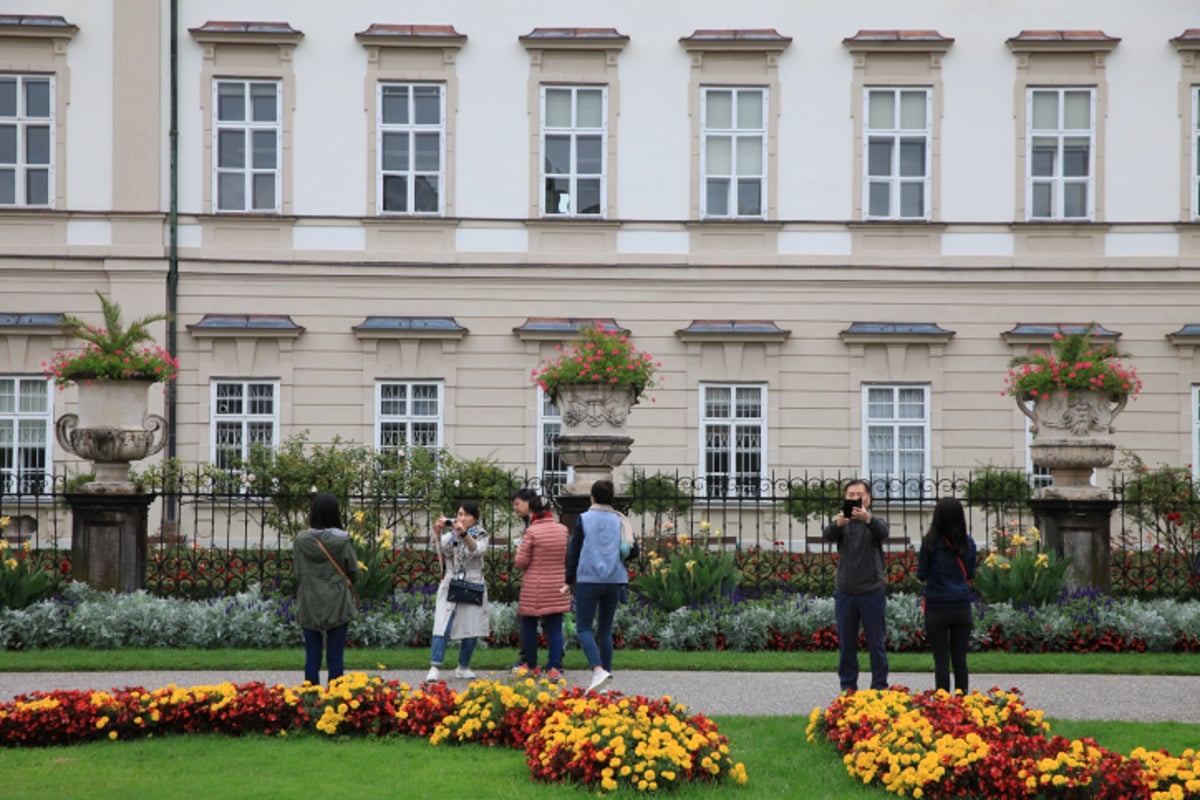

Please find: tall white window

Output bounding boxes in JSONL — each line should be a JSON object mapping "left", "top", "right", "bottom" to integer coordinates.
{"left": 1192, "top": 87, "right": 1200, "bottom": 220}
{"left": 864, "top": 88, "right": 930, "bottom": 220}
{"left": 0, "top": 75, "right": 53, "bottom": 208}
{"left": 211, "top": 380, "right": 278, "bottom": 470}
{"left": 376, "top": 381, "right": 443, "bottom": 453}
{"left": 537, "top": 390, "right": 569, "bottom": 496}
{"left": 863, "top": 385, "right": 930, "bottom": 499}
{"left": 541, "top": 86, "right": 606, "bottom": 216}
{"left": 701, "top": 88, "right": 766, "bottom": 219}
{"left": 1027, "top": 88, "right": 1094, "bottom": 221}
{"left": 700, "top": 383, "right": 767, "bottom": 498}
{"left": 214, "top": 80, "right": 281, "bottom": 213}
{"left": 0, "top": 377, "right": 51, "bottom": 494}
{"left": 378, "top": 83, "right": 444, "bottom": 215}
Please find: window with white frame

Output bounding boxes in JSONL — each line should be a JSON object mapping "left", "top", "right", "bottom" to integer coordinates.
{"left": 537, "top": 389, "right": 569, "bottom": 496}
{"left": 0, "top": 75, "right": 53, "bottom": 208}
{"left": 0, "top": 377, "right": 51, "bottom": 494}
{"left": 541, "top": 86, "right": 606, "bottom": 216}
{"left": 214, "top": 80, "right": 281, "bottom": 213}
{"left": 376, "top": 381, "right": 443, "bottom": 454}
{"left": 1024, "top": 419, "right": 1054, "bottom": 490}
{"left": 211, "top": 380, "right": 278, "bottom": 471}
{"left": 378, "top": 83, "right": 444, "bottom": 215}
{"left": 863, "top": 385, "right": 930, "bottom": 499}
{"left": 700, "top": 384, "right": 766, "bottom": 498}
{"left": 1192, "top": 87, "right": 1199, "bottom": 220}
{"left": 1027, "top": 87, "right": 1094, "bottom": 220}
{"left": 864, "top": 87, "right": 930, "bottom": 220}
{"left": 701, "top": 88, "right": 766, "bottom": 219}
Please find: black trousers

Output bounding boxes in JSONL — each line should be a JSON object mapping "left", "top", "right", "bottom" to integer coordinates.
{"left": 924, "top": 603, "right": 972, "bottom": 694}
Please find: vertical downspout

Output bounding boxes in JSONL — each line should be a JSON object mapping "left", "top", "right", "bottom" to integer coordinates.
{"left": 166, "top": 0, "right": 179, "bottom": 517}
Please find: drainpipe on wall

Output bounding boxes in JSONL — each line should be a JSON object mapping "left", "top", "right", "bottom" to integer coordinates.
{"left": 166, "top": 0, "right": 179, "bottom": 519}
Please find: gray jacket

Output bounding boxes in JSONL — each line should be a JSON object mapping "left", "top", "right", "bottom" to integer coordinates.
{"left": 822, "top": 515, "right": 889, "bottom": 594}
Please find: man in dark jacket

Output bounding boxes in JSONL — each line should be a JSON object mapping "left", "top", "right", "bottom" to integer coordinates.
{"left": 822, "top": 479, "right": 890, "bottom": 691}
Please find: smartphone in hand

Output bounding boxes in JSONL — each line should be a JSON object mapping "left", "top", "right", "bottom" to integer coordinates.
{"left": 842, "top": 498, "right": 862, "bottom": 518}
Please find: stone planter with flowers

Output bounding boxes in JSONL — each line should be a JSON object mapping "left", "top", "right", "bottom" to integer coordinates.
{"left": 531, "top": 325, "right": 660, "bottom": 496}
{"left": 1005, "top": 324, "right": 1141, "bottom": 500}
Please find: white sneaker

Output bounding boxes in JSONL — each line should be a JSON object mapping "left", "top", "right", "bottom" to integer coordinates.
{"left": 424, "top": 666, "right": 440, "bottom": 682}
{"left": 587, "top": 669, "right": 613, "bottom": 692}
{"left": 454, "top": 666, "right": 476, "bottom": 679}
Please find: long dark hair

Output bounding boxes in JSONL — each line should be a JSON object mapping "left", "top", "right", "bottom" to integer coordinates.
{"left": 309, "top": 492, "right": 343, "bottom": 530}
{"left": 922, "top": 497, "right": 968, "bottom": 556}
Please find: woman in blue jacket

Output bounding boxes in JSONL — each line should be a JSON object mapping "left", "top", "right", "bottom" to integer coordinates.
{"left": 917, "top": 497, "right": 977, "bottom": 695}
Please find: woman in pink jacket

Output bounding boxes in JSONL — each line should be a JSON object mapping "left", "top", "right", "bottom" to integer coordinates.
{"left": 514, "top": 494, "right": 571, "bottom": 673}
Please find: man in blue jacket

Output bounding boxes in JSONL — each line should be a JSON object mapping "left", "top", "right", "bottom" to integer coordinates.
{"left": 822, "top": 479, "right": 890, "bottom": 691}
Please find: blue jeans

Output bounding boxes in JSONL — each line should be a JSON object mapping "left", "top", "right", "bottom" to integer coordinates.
{"left": 519, "top": 613, "right": 564, "bottom": 670}
{"left": 429, "top": 608, "right": 478, "bottom": 668}
{"left": 303, "top": 623, "right": 348, "bottom": 686}
{"left": 833, "top": 589, "right": 889, "bottom": 691}
{"left": 574, "top": 583, "right": 621, "bottom": 672}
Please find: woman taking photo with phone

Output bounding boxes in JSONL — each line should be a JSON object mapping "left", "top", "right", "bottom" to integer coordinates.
{"left": 917, "top": 497, "right": 977, "bottom": 695}
{"left": 425, "top": 501, "right": 489, "bottom": 683}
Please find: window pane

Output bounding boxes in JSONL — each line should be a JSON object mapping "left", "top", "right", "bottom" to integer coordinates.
{"left": 382, "top": 131, "right": 409, "bottom": 171}
{"left": 1031, "top": 91, "right": 1058, "bottom": 130}
{"left": 736, "top": 179, "right": 761, "bottom": 216}
{"left": 381, "top": 422, "right": 405, "bottom": 449}
{"left": 382, "top": 174, "right": 408, "bottom": 212}
{"left": 1063, "top": 91, "right": 1090, "bottom": 129}
{"left": 25, "top": 125, "right": 49, "bottom": 164}
{"left": 1030, "top": 138, "right": 1056, "bottom": 177}
{"left": 868, "top": 91, "right": 894, "bottom": 129}
{"left": 868, "top": 139, "right": 892, "bottom": 176}
{"left": 251, "top": 130, "right": 276, "bottom": 169}
{"left": 898, "top": 139, "right": 924, "bottom": 177}
{"left": 705, "top": 179, "right": 729, "bottom": 215}
{"left": 868, "top": 182, "right": 890, "bottom": 216}
{"left": 577, "top": 179, "right": 601, "bottom": 214}
{"left": 545, "top": 89, "right": 571, "bottom": 127}
{"left": 544, "top": 135, "right": 570, "bottom": 174}
{"left": 1031, "top": 182, "right": 1053, "bottom": 217}
{"left": 0, "top": 79, "right": 15, "bottom": 117}
{"left": 706, "top": 90, "right": 732, "bottom": 129}
{"left": 736, "top": 136, "right": 762, "bottom": 175}
{"left": 899, "top": 91, "right": 925, "bottom": 129}
{"left": 736, "top": 91, "right": 763, "bottom": 129}
{"left": 1062, "top": 138, "right": 1089, "bottom": 177}
{"left": 252, "top": 174, "right": 274, "bottom": 210}
{"left": 413, "top": 86, "right": 440, "bottom": 124}
{"left": 218, "top": 173, "right": 244, "bottom": 210}
{"left": 412, "top": 384, "right": 439, "bottom": 415}
{"left": 1064, "top": 182, "right": 1087, "bottom": 217}
{"left": 0, "top": 169, "right": 12, "bottom": 203}
{"left": 25, "top": 169, "right": 47, "bottom": 205}
{"left": 218, "top": 130, "right": 245, "bottom": 168}
{"left": 576, "top": 136, "right": 602, "bottom": 174}
{"left": 217, "top": 83, "right": 244, "bottom": 121}
{"left": 0, "top": 125, "right": 15, "bottom": 162}
{"left": 545, "top": 177, "right": 570, "bottom": 214}
{"left": 735, "top": 387, "right": 761, "bottom": 417}
{"left": 25, "top": 79, "right": 50, "bottom": 118}
{"left": 706, "top": 136, "right": 731, "bottom": 174}
{"left": 381, "top": 384, "right": 407, "bottom": 415}
{"left": 577, "top": 89, "right": 603, "bottom": 128}
{"left": 867, "top": 388, "right": 892, "bottom": 418}
{"left": 250, "top": 83, "right": 277, "bottom": 122}
{"left": 898, "top": 389, "right": 925, "bottom": 417}
{"left": 899, "top": 183, "right": 923, "bottom": 217}
{"left": 248, "top": 384, "right": 274, "bottom": 414}
{"left": 412, "top": 423, "right": 438, "bottom": 448}
{"left": 381, "top": 85, "right": 409, "bottom": 124}
{"left": 705, "top": 387, "right": 731, "bottom": 417}
{"left": 414, "top": 132, "right": 440, "bottom": 171}
{"left": 19, "top": 380, "right": 47, "bottom": 413}
{"left": 413, "top": 175, "right": 438, "bottom": 212}
{"left": 0, "top": 379, "right": 12, "bottom": 411}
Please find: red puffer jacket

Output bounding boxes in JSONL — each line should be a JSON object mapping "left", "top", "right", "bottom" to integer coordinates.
{"left": 514, "top": 515, "right": 572, "bottom": 617}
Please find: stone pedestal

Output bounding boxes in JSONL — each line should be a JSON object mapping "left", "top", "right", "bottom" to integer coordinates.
{"left": 1029, "top": 496, "right": 1118, "bottom": 593}
{"left": 65, "top": 492, "right": 155, "bottom": 592}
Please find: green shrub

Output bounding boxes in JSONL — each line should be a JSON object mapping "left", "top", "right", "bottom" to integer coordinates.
{"left": 631, "top": 536, "right": 741, "bottom": 612}
{"left": 0, "top": 522, "right": 56, "bottom": 610}
{"left": 974, "top": 521, "right": 1071, "bottom": 608}
{"left": 782, "top": 478, "right": 845, "bottom": 523}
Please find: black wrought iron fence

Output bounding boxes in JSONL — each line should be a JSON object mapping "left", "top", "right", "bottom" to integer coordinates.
{"left": 3, "top": 468, "right": 1198, "bottom": 600}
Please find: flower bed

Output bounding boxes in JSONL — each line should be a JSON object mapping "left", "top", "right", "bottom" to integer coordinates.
{"left": 807, "top": 687, "right": 1199, "bottom": 799}
{"left": 0, "top": 672, "right": 747, "bottom": 792}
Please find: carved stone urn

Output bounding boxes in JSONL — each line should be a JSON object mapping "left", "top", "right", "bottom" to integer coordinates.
{"left": 553, "top": 383, "right": 636, "bottom": 495}
{"left": 55, "top": 379, "right": 168, "bottom": 490}
{"left": 1017, "top": 391, "right": 1127, "bottom": 499}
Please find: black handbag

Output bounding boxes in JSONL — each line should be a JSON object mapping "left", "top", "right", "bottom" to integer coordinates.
{"left": 447, "top": 571, "right": 485, "bottom": 605}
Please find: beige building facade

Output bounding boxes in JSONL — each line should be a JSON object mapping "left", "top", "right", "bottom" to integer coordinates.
{"left": 2, "top": 0, "right": 1200, "bottom": 501}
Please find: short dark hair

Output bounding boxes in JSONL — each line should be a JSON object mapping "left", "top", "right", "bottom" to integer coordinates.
{"left": 590, "top": 479, "right": 615, "bottom": 505}
{"left": 457, "top": 501, "right": 481, "bottom": 524}
{"left": 309, "top": 492, "right": 343, "bottom": 530}
{"left": 844, "top": 479, "right": 872, "bottom": 497}
{"left": 511, "top": 488, "right": 536, "bottom": 503}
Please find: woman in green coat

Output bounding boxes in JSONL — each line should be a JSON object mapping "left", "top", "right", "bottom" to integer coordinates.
{"left": 293, "top": 492, "right": 360, "bottom": 686}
